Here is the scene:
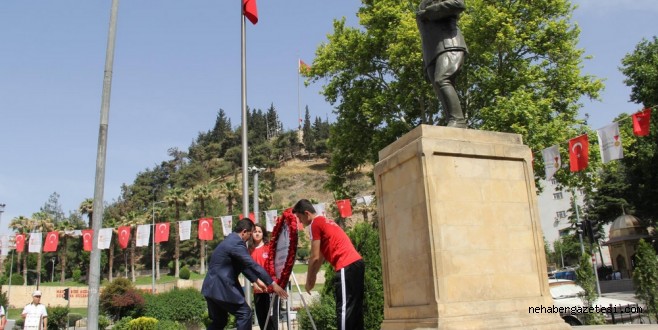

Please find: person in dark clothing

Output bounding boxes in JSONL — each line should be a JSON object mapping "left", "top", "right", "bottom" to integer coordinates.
{"left": 201, "top": 219, "right": 287, "bottom": 330}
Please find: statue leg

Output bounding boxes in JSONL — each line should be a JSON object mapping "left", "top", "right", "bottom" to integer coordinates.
{"left": 432, "top": 51, "right": 466, "bottom": 128}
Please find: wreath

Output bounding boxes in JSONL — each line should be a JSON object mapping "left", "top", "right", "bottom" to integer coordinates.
{"left": 265, "top": 208, "right": 298, "bottom": 289}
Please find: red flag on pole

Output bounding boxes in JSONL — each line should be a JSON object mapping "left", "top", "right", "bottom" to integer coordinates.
{"left": 299, "top": 59, "right": 311, "bottom": 74}
{"left": 82, "top": 229, "right": 93, "bottom": 251}
{"left": 239, "top": 212, "right": 255, "bottom": 222}
{"left": 568, "top": 134, "right": 589, "bottom": 172}
{"left": 155, "top": 222, "right": 170, "bottom": 243}
{"left": 632, "top": 108, "right": 652, "bottom": 136}
{"left": 43, "top": 231, "right": 59, "bottom": 252}
{"left": 15, "top": 234, "right": 25, "bottom": 252}
{"left": 198, "top": 218, "right": 214, "bottom": 241}
{"left": 118, "top": 226, "right": 131, "bottom": 249}
{"left": 243, "top": 0, "right": 258, "bottom": 25}
{"left": 336, "top": 199, "right": 353, "bottom": 218}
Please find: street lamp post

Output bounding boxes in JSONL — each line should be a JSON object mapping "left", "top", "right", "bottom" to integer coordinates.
{"left": 248, "top": 167, "right": 266, "bottom": 224}
{"left": 152, "top": 201, "right": 165, "bottom": 294}
{"left": 50, "top": 257, "right": 56, "bottom": 282}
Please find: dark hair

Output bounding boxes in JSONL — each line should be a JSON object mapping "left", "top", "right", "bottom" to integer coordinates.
{"left": 292, "top": 199, "right": 316, "bottom": 215}
{"left": 233, "top": 219, "right": 254, "bottom": 233}
{"left": 248, "top": 223, "right": 269, "bottom": 251}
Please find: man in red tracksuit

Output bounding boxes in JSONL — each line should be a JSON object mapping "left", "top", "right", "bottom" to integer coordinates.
{"left": 293, "top": 199, "right": 365, "bottom": 330}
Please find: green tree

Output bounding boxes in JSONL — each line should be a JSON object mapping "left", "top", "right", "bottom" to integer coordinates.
{"left": 8, "top": 215, "right": 30, "bottom": 285}
{"left": 632, "top": 239, "right": 658, "bottom": 322}
{"left": 79, "top": 198, "right": 94, "bottom": 228}
{"left": 188, "top": 184, "right": 218, "bottom": 274}
{"left": 165, "top": 188, "right": 187, "bottom": 278}
{"left": 307, "top": 0, "right": 602, "bottom": 194}
{"left": 575, "top": 253, "right": 604, "bottom": 325}
{"left": 620, "top": 36, "right": 658, "bottom": 108}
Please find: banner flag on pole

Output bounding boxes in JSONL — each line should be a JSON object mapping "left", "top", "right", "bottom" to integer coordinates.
{"left": 312, "top": 203, "right": 326, "bottom": 217}
{"left": 242, "top": 0, "right": 258, "bottom": 24}
{"left": 28, "top": 232, "right": 42, "bottom": 253}
{"left": 568, "top": 134, "right": 589, "bottom": 172}
{"left": 118, "top": 226, "right": 131, "bottom": 249}
{"left": 199, "top": 218, "right": 214, "bottom": 240}
{"left": 82, "top": 229, "right": 94, "bottom": 251}
{"left": 541, "top": 145, "right": 561, "bottom": 179}
{"left": 43, "top": 231, "right": 59, "bottom": 252}
{"left": 632, "top": 108, "right": 652, "bottom": 136}
{"left": 299, "top": 59, "right": 311, "bottom": 74}
{"left": 15, "top": 234, "right": 25, "bottom": 253}
{"left": 136, "top": 225, "right": 150, "bottom": 247}
{"left": 179, "top": 220, "right": 191, "bottom": 241}
{"left": 264, "top": 210, "right": 277, "bottom": 232}
{"left": 220, "top": 216, "right": 232, "bottom": 237}
{"left": 98, "top": 228, "right": 113, "bottom": 250}
{"left": 0, "top": 236, "right": 9, "bottom": 256}
{"left": 597, "top": 122, "right": 624, "bottom": 164}
{"left": 155, "top": 222, "right": 170, "bottom": 243}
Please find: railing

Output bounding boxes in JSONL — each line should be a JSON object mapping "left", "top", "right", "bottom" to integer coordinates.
{"left": 608, "top": 303, "right": 652, "bottom": 325}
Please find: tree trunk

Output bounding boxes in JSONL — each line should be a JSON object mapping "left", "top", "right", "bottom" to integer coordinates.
{"left": 200, "top": 240, "right": 206, "bottom": 275}
{"left": 22, "top": 252, "right": 27, "bottom": 286}
{"left": 36, "top": 253, "right": 42, "bottom": 286}
{"left": 155, "top": 243, "right": 161, "bottom": 280}
{"left": 130, "top": 238, "right": 136, "bottom": 283}
{"left": 174, "top": 206, "right": 180, "bottom": 278}
{"left": 60, "top": 236, "right": 67, "bottom": 283}
{"left": 108, "top": 241, "right": 114, "bottom": 282}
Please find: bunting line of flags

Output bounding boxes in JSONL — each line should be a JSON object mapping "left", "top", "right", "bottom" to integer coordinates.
{"left": 1, "top": 195, "right": 374, "bottom": 256}
{"left": 541, "top": 108, "right": 652, "bottom": 178}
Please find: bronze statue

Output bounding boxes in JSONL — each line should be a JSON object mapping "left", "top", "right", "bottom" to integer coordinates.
{"left": 416, "top": 0, "right": 468, "bottom": 128}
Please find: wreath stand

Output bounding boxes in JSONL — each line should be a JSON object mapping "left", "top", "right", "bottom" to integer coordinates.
{"left": 264, "top": 210, "right": 317, "bottom": 330}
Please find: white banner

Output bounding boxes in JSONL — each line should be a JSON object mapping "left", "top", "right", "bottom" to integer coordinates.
{"left": 274, "top": 223, "right": 290, "bottom": 280}
{"left": 264, "top": 210, "right": 278, "bottom": 232}
{"left": 98, "top": 228, "right": 113, "bottom": 250}
{"left": 221, "top": 216, "right": 233, "bottom": 237}
{"left": 0, "top": 236, "right": 9, "bottom": 256}
{"left": 542, "top": 145, "right": 561, "bottom": 179}
{"left": 179, "top": 220, "right": 191, "bottom": 241}
{"left": 28, "top": 232, "right": 42, "bottom": 253}
{"left": 136, "top": 224, "right": 151, "bottom": 247}
{"left": 597, "top": 122, "right": 623, "bottom": 164}
{"left": 356, "top": 195, "right": 374, "bottom": 206}
{"left": 313, "top": 203, "right": 326, "bottom": 217}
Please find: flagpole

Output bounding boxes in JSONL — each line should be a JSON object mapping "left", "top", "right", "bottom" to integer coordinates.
{"left": 298, "top": 59, "right": 302, "bottom": 143}
{"left": 241, "top": 4, "right": 250, "bottom": 220}
{"left": 88, "top": 0, "right": 120, "bottom": 328}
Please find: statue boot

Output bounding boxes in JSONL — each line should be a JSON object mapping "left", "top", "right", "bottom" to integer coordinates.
{"left": 439, "top": 85, "right": 467, "bottom": 128}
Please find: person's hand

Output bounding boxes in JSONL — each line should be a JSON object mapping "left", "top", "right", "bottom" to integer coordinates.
{"left": 255, "top": 279, "right": 268, "bottom": 292}
{"left": 271, "top": 282, "right": 288, "bottom": 299}
{"left": 305, "top": 274, "right": 316, "bottom": 294}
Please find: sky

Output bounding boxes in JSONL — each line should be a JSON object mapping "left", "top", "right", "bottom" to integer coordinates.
{"left": 0, "top": 0, "right": 656, "bottom": 234}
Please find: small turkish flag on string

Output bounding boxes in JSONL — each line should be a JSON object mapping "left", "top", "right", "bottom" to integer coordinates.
{"left": 336, "top": 199, "right": 353, "bottom": 218}
{"left": 43, "top": 231, "right": 59, "bottom": 252}
{"left": 632, "top": 108, "right": 652, "bottom": 136}
{"left": 155, "top": 222, "right": 170, "bottom": 243}
{"left": 82, "top": 229, "right": 93, "bottom": 252}
{"left": 299, "top": 59, "right": 311, "bottom": 74}
{"left": 568, "top": 134, "right": 589, "bottom": 172}
{"left": 198, "top": 218, "right": 214, "bottom": 241}
{"left": 239, "top": 212, "right": 255, "bottom": 222}
{"left": 243, "top": 0, "right": 258, "bottom": 25}
{"left": 15, "top": 234, "right": 25, "bottom": 252}
{"left": 118, "top": 226, "right": 131, "bottom": 249}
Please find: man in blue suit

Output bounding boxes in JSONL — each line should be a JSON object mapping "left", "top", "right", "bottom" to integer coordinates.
{"left": 202, "top": 219, "right": 288, "bottom": 329}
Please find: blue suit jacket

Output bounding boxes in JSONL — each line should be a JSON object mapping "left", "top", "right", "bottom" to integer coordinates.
{"left": 201, "top": 233, "right": 274, "bottom": 304}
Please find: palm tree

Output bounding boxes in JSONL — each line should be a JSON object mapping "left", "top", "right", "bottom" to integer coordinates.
{"left": 53, "top": 220, "right": 76, "bottom": 283}
{"left": 29, "top": 212, "right": 55, "bottom": 286}
{"left": 120, "top": 211, "right": 145, "bottom": 283}
{"left": 8, "top": 216, "right": 30, "bottom": 285}
{"left": 79, "top": 198, "right": 93, "bottom": 228}
{"left": 189, "top": 184, "right": 218, "bottom": 274}
{"left": 220, "top": 181, "right": 241, "bottom": 215}
{"left": 148, "top": 205, "right": 166, "bottom": 280}
{"left": 164, "top": 187, "right": 187, "bottom": 278}
{"left": 103, "top": 217, "right": 120, "bottom": 282}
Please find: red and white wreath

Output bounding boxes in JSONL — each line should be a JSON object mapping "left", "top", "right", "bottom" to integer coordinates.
{"left": 265, "top": 208, "right": 298, "bottom": 289}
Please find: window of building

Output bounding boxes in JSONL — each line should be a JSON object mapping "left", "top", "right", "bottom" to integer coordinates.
{"left": 556, "top": 211, "right": 567, "bottom": 218}
{"left": 550, "top": 178, "right": 558, "bottom": 185}
{"left": 553, "top": 192, "right": 563, "bottom": 200}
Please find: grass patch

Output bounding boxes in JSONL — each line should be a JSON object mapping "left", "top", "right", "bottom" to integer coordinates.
{"left": 7, "top": 307, "right": 87, "bottom": 320}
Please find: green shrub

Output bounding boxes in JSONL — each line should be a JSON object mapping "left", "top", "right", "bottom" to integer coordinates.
{"left": 68, "top": 313, "right": 83, "bottom": 326}
{"left": 297, "top": 295, "right": 337, "bottom": 330}
{"left": 128, "top": 316, "right": 157, "bottom": 330}
{"left": 15, "top": 319, "right": 24, "bottom": 328}
{"left": 143, "top": 287, "right": 205, "bottom": 324}
{"left": 47, "top": 306, "right": 70, "bottom": 330}
{"left": 179, "top": 266, "right": 191, "bottom": 280}
{"left": 72, "top": 269, "right": 82, "bottom": 282}
{"left": 99, "top": 314, "right": 111, "bottom": 329}
{"left": 9, "top": 273, "right": 24, "bottom": 286}
{"left": 633, "top": 239, "right": 658, "bottom": 322}
{"left": 157, "top": 320, "right": 186, "bottom": 330}
{"left": 112, "top": 316, "right": 133, "bottom": 330}
{"left": 100, "top": 278, "right": 145, "bottom": 321}
{"left": 0, "top": 290, "right": 7, "bottom": 309}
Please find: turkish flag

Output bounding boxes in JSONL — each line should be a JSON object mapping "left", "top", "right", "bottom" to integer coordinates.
{"left": 632, "top": 108, "right": 652, "bottom": 136}
{"left": 198, "top": 218, "right": 214, "bottom": 241}
{"left": 118, "top": 226, "right": 131, "bottom": 249}
{"left": 15, "top": 234, "right": 25, "bottom": 252}
{"left": 239, "top": 212, "right": 255, "bottom": 222}
{"left": 243, "top": 0, "right": 258, "bottom": 24}
{"left": 568, "top": 134, "right": 589, "bottom": 172}
{"left": 43, "top": 231, "right": 59, "bottom": 252}
{"left": 336, "top": 199, "right": 353, "bottom": 218}
{"left": 82, "top": 229, "right": 93, "bottom": 252}
{"left": 155, "top": 222, "right": 170, "bottom": 243}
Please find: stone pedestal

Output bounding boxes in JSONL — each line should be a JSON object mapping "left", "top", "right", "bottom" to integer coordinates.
{"left": 374, "top": 125, "right": 568, "bottom": 329}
